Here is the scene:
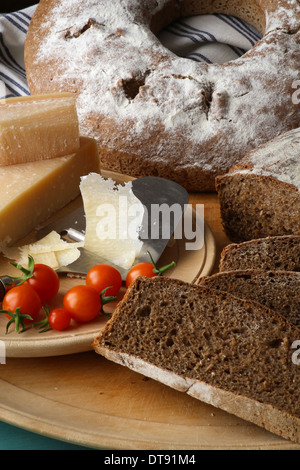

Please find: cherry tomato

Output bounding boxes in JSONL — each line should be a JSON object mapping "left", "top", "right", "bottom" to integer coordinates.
{"left": 2, "top": 284, "right": 42, "bottom": 323}
{"left": 125, "top": 262, "right": 156, "bottom": 288}
{"left": 25, "top": 264, "right": 60, "bottom": 302}
{"left": 48, "top": 308, "right": 71, "bottom": 331}
{"left": 63, "top": 285, "right": 101, "bottom": 323}
{"left": 86, "top": 264, "right": 122, "bottom": 296}
{"left": 4, "top": 280, "right": 16, "bottom": 293}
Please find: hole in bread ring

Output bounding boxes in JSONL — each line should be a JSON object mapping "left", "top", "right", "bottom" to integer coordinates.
{"left": 156, "top": 13, "right": 262, "bottom": 64}
{"left": 149, "top": 0, "right": 298, "bottom": 65}
{"left": 150, "top": 0, "right": 273, "bottom": 38}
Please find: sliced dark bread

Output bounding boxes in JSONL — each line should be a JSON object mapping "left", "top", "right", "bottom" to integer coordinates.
{"left": 198, "top": 270, "right": 300, "bottom": 328}
{"left": 94, "top": 276, "right": 300, "bottom": 444}
{"left": 215, "top": 127, "right": 300, "bottom": 243}
{"left": 219, "top": 235, "right": 300, "bottom": 273}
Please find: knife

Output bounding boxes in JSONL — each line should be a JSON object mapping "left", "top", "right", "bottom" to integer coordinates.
{"left": 36, "top": 176, "right": 189, "bottom": 279}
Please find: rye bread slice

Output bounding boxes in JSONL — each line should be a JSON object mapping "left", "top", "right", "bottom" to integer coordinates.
{"left": 198, "top": 270, "right": 300, "bottom": 328}
{"left": 219, "top": 236, "right": 300, "bottom": 273}
{"left": 94, "top": 276, "right": 300, "bottom": 444}
{"left": 215, "top": 127, "right": 300, "bottom": 243}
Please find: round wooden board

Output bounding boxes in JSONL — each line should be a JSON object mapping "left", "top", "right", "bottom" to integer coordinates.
{"left": 0, "top": 206, "right": 216, "bottom": 358}
{"left": 0, "top": 189, "right": 298, "bottom": 450}
{"left": 0, "top": 351, "right": 299, "bottom": 450}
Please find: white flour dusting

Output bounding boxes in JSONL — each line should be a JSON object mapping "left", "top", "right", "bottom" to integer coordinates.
{"left": 26, "top": 0, "right": 300, "bottom": 180}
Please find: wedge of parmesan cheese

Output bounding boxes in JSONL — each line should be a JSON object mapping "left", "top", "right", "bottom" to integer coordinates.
{"left": 0, "top": 93, "right": 80, "bottom": 166}
{"left": 3, "top": 231, "right": 84, "bottom": 270}
{"left": 0, "top": 137, "right": 99, "bottom": 247}
{"left": 80, "top": 173, "right": 144, "bottom": 270}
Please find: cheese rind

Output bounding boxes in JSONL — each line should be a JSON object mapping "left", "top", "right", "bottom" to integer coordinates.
{"left": 0, "top": 137, "right": 100, "bottom": 247}
{"left": 0, "top": 93, "right": 80, "bottom": 166}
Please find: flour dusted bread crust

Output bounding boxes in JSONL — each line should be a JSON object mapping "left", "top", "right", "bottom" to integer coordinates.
{"left": 24, "top": 0, "right": 300, "bottom": 191}
{"left": 219, "top": 235, "right": 300, "bottom": 273}
{"left": 216, "top": 127, "right": 300, "bottom": 241}
{"left": 94, "top": 276, "right": 300, "bottom": 444}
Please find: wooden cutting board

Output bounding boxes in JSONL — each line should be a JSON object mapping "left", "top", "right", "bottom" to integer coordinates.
{"left": 0, "top": 186, "right": 299, "bottom": 450}
{"left": 0, "top": 185, "right": 216, "bottom": 357}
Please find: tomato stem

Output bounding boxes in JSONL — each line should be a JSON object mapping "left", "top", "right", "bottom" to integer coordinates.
{"left": 100, "top": 286, "right": 118, "bottom": 316}
{"left": 147, "top": 250, "right": 176, "bottom": 276}
{"left": 32, "top": 305, "right": 51, "bottom": 333}
{"left": 0, "top": 307, "right": 33, "bottom": 334}
{"left": 9, "top": 255, "right": 35, "bottom": 284}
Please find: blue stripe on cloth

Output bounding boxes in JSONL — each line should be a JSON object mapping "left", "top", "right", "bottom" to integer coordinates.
{"left": 0, "top": 33, "right": 27, "bottom": 76}
{"left": 214, "top": 14, "right": 257, "bottom": 46}
{"left": 0, "top": 79, "right": 26, "bottom": 98}
{"left": 187, "top": 52, "right": 213, "bottom": 64}
{"left": 0, "top": 5, "right": 35, "bottom": 98}
{"left": 18, "top": 11, "right": 32, "bottom": 22}
{"left": 0, "top": 70, "right": 30, "bottom": 95}
{"left": 0, "top": 59, "right": 26, "bottom": 82}
{"left": 157, "top": 13, "right": 262, "bottom": 65}
{"left": 166, "top": 24, "right": 211, "bottom": 44}
{"left": 10, "top": 12, "right": 31, "bottom": 29}
{"left": 2, "top": 14, "right": 27, "bottom": 35}
{"left": 0, "top": 93, "right": 16, "bottom": 99}
{"left": 229, "top": 45, "right": 247, "bottom": 57}
{"left": 231, "top": 16, "right": 261, "bottom": 41}
{"left": 177, "top": 19, "right": 217, "bottom": 42}
{"left": 174, "top": 19, "right": 249, "bottom": 61}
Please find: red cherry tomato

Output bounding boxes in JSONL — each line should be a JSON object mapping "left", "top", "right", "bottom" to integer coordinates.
{"left": 25, "top": 264, "right": 60, "bottom": 302}
{"left": 125, "top": 262, "right": 156, "bottom": 288}
{"left": 86, "top": 264, "right": 122, "bottom": 296}
{"left": 63, "top": 285, "right": 102, "bottom": 323}
{"left": 48, "top": 308, "right": 71, "bottom": 331}
{"left": 2, "top": 284, "right": 42, "bottom": 323}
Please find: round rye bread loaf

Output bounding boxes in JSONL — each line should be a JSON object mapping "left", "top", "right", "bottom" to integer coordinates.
{"left": 24, "top": 0, "right": 300, "bottom": 191}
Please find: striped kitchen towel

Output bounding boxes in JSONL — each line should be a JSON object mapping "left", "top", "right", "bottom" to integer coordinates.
{"left": 0, "top": 5, "right": 262, "bottom": 100}
{"left": 0, "top": 5, "right": 36, "bottom": 99}
{"left": 158, "top": 13, "right": 262, "bottom": 64}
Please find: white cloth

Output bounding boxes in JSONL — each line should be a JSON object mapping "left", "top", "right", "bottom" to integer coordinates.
{"left": 158, "top": 13, "right": 262, "bottom": 64}
{"left": 0, "top": 5, "right": 36, "bottom": 99}
{"left": 0, "top": 5, "right": 262, "bottom": 100}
